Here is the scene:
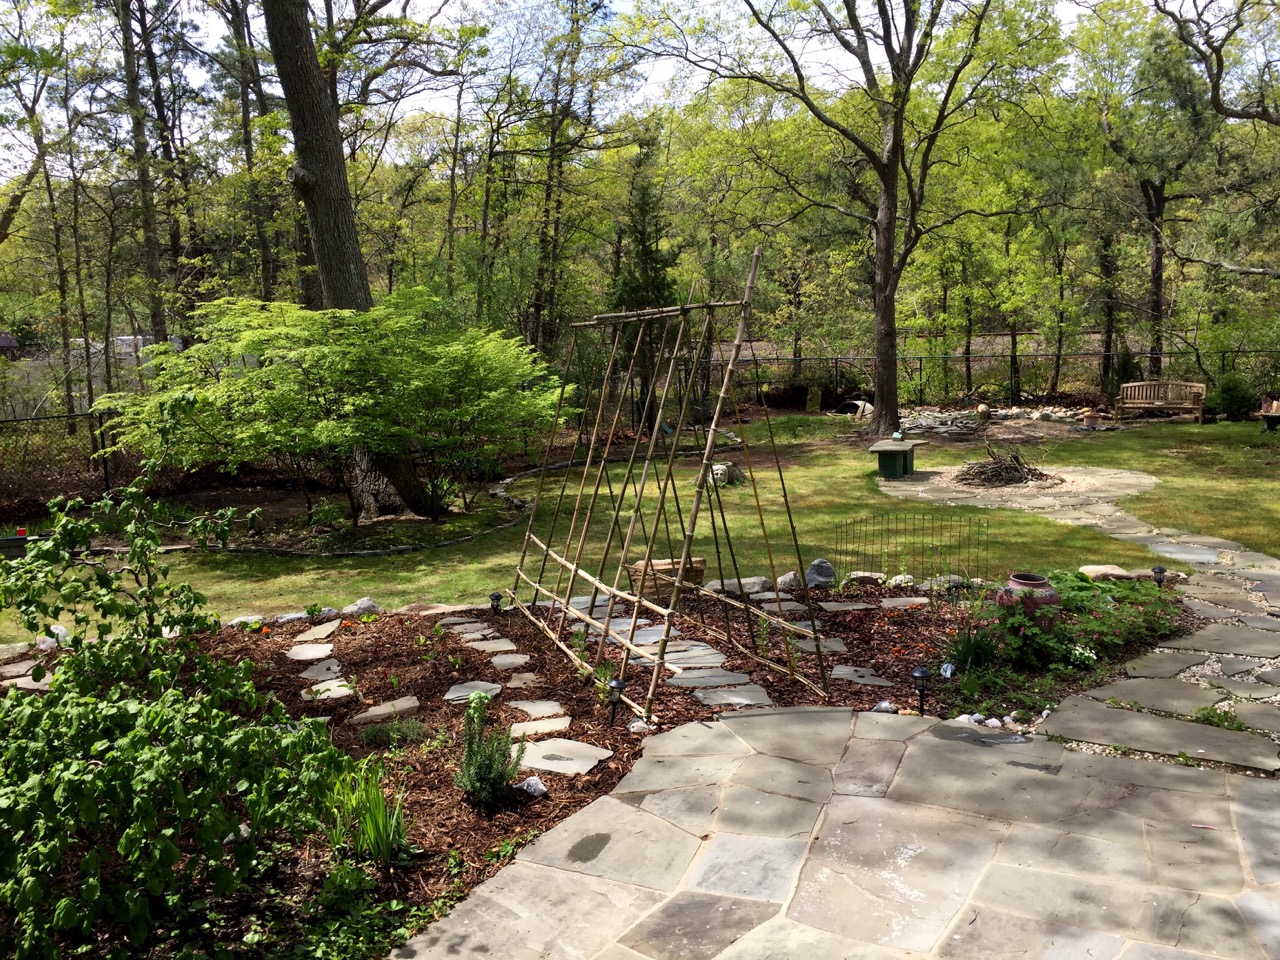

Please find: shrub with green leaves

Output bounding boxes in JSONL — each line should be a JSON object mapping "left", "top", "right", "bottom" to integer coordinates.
{"left": 328, "top": 760, "right": 409, "bottom": 865}
{"left": 0, "top": 467, "right": 346, "bottom": 959}
{"left": 1206, "top": 372, "right": 1258, "bottom": 421}
{"left": 454, "top": 691, "right": 525, "bottom": 812}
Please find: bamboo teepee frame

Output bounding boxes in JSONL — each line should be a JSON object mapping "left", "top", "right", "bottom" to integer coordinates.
{"left": 509, "top": 247, "right": 832, "bottom": 718}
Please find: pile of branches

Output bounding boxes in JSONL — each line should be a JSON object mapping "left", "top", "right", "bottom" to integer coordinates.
{"left": 954, "top": 443, "right": 1061, "bottom": 487}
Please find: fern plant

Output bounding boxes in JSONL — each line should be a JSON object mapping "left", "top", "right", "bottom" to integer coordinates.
{"left": 455, "top": 691, "right": 526, "bottom": 811}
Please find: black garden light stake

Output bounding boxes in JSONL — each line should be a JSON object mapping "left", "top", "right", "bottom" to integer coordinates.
{"left": 608, "top": 676, "right": 626, "bottom": 725}
{"left": 911, "top": 664, "right": 932, "bottom": 716}
{"left": 490, "top": 591, "right": 503, "bottom": 614}
{"left": 1151, "top": 566, "right": 1166, "bottom": 589}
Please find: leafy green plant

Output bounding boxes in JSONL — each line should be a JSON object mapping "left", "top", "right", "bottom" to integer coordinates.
{"left": 306, "top": 602, "right": 325, "bottom": 617}
{"left": 1191, "top": 705, "right": 1245, "bottom": 730}
{"left": 0, "top": 465, "right": 345, "bottom": 959}
{"left": 946, "top": 622, "right": 998, "bottom": 671}
{"left": 454, "top": 691, "right": 525, "bottom": 812}
{"left": 484, "top": 830, "right": 540, "bottom": 864}
{"left": 328, "top": 759, "right": 409, "bottom": 865}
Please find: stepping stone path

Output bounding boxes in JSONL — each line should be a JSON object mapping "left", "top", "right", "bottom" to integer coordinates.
{"left": 299, "top": 658, "right": 343, "bottom": 681}
{"left": 347, "top": 695, "right": 419, "bottom": 725}
{"left": 286, "top": 643, "right": 334, "bottom": 661}
{"left": 666, "top": 669, "right": 751, "bottom": 688}
{"left": 491, "top": 653, "right": 530, "bottom": 670}
{"left": 467, "top": 638, "right": 517, "bottom": 653}
{"left": 517, "top": 737, "right": 612, "bottom": 775}
{"left": 302, "top": 678, "right": 355, "bottom": 702}
{"left": 880, "top": 465, "right": 1280, "bottom": 771}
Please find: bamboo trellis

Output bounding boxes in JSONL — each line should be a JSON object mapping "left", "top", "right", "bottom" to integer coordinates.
{"left": 508, "top": 247, "right": 834, "bottom": 718}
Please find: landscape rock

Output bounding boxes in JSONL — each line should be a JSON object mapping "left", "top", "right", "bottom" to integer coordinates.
{"left": 511, "top": 717, "right": 572, "bottom": 738}
{"left": 509, "top": 700, "right": 564, "bottom": 719}
{"left": 775, "top": 571, "right": 803, "bottom": 592}
{"left": 871, "top": 700, "right": 898, "bottom": 713}
{"left": 286, "top": 643, "right": 334, "bottom": 661}
{"left": 227, "top": 615, "right": 265, "bottom": 628}
{"left": 346, "top": 695, "right": 421, "bottom": 725}
{"left": 1079, "top": 564, "right": 1134, "bottom": 580}
{"left": 294, "top": 619, "right": 342, "bottom": 643}
{"left": 299, "top": 658, "right": 343, "bottom": 681}
{"left": 272, "top": 612, "right": 310, "bottom": 624}
{"left": 0, "top": 659, "right": 36, "bottom": 679}
{"left": 887, "top": 574, "right": 915, "bottom": 588}
{"left": 805, "top": 559, "right": 837, "bottom": 589}
{"left": 492, "top": 653, "right": 531, "bottom": 670}
{"left": 843, "top": 570, "right": 885, "bottom": 586}
{"left": 706, "top": 576, "right": 772, "bottom": 596}
{"left": 517, "top": 737, "right": 612, "bottom": 775}
{"left": 340, "top": 597, "right": 383, "bottom": 617}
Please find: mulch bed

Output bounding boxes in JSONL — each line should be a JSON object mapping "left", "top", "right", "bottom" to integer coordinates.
{"left": 193, "top": 582, "right": 1193, "bottom": 944}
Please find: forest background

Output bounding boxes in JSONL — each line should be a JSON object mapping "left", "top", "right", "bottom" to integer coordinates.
{"left": 2, "top": 0, "right": 1279, "bottom": 464}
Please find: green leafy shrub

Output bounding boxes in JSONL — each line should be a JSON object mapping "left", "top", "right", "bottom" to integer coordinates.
{"left": 946, "top": 623, "right": 999, "bottom": 671}
{"left": 1206, "top": 372, "right": 1257, "bottom": 421}
{"left": 1191, "top": 705, "right": 1245, "bottom": 730}
{"left": 0, "top": 468, "right": 345, "bottom": 959}
{"left": 454, "top": 691, "right": 525, "bottom": 811}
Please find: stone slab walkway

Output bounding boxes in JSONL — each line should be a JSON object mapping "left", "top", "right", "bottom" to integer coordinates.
{"left": 390, "top": 709, "right": 1280, "bottom": 959}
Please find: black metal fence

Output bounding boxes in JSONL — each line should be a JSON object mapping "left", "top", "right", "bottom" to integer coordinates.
{"left": 834, "top": 513, "right": 994, "bottom": 583}
{"left": 0, "top": 413, "right": 124, "bottom": 522}
{"left": 712, "top": 349, "right": 1280, "bottom": 408}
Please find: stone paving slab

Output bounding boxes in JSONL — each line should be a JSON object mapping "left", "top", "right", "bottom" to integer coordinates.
{"left": 1082, "top": 677, "right": 1227, "bottom": 714}
{"left": 510, "top": 717, "right": 571, "bottom": 738}
{"left": 715, "top": 915, "right": 915, "bottom": 960}
{"left": 880, "top": 597, "right": 929, "bottom": 608}
{"left": 631, "top": 785, "right": 721, "bottom": 837}
{"left": 293, "top": 619, "right": 341, "bottom": 643}
{"left": 619, "top": 891, "right": 778, "bottom": 959}
{"left": 491, "top": 653, "right": 530, "bottom": 670}
{"left": 729, "top": 753, "right": 832, "bottom": 804}
{"left": 789, "top": 635, "right": 847, "bottom": 654}
{"left": 830, "top": 665, "right": 892, "bottom": 686}
{"left": 0, "top": 641, "right": 31, "bottom": 664}
{"left": 389, "top": 860, "right": 664, "bottom": 959}
{"left": 443, "top": 681, "right": 502, "bottom": 703}
{"left": 817, "top": 601, "right": 877, "bottom": 611}
{"left": 0, "top": 658, "right": 36, "bottom": 679}
{"left": 1235, "top": 702, "right": 1280, "bottom": 734}
{"left": 509, "top": 699, "right": 563, "bottom": 719}
{"left": 301, "top": 678, "right": 354, "bottom": 701}
{"left": 286, "top": 643, "right": 333, "bottom": 661}
{"left": 1124, "top": 651, "right": 1209, "bottom": 678}
{"left": 717, "top": 707, "right": 853, "bottom": 764}
{"left": 1165, "top": 624, "right": 1280, "bottom": 658}
{"left": 1237, "top": 889, "right": 1280, "bottom": 959}
{"left": 1233, "top": 776, "right": 1280, "bottom": 885}
{"left": 1256, "top": 668, "right": 1280, "bottom": 685}
{"left": 1182, "top": 598, "right": 1245, "bottom": 619}
{"left": 299, "top": 657, "right": 343, "bottom": 681}
{"left": 639, "top": 721, "right": 751, "bottom": 758}
{"left": 614, "top": 752, "right": 746, "bottom": 794}
{"left": 790, "top": 794, "right": 1008, "bottom": 954}
{"left": 687, "top": 833, "right": 808, "bottom": 904}
{"left": 665, "top": 668, "right": 751, "bottom": 688}
{"left": 1239, "top": 614, "right": 1280, "bottom": 632}
{"left": 517, "top": 738, "right": 611, "bottom": 776}
{"left": 1220, "top": 656, "right": 1258, "bottom": 676}
{"left": 663, "top": 645, "right": 726, "bottom": 668}
{"left": 519, "top": 795, "right": 700, "bottom": 891}
{"left": 1205, "top": 676, "right": 1279, "bottom": 699}
{"left": 936, "top": 908, "right": 1125, "bottom": 960}
{"left": 693, "top": 685, "right": 773, "bottom": 707}
{"left": 832, "top": 738, "right": 905, "bottom": 797}
{"left": 466, "top": 638, "right": 517, "bottom": 653}
{"left": 347, "top": 696, "right": 420, "bottom": 725}
{"left": 1149, "top": 542, "right": 1224, "bottom": 563}
{"left": 1041, "top": 696, "right": 1280, "bottom": 770}
{"left": 852, "top": 711, "right": 936, "bottom": 740}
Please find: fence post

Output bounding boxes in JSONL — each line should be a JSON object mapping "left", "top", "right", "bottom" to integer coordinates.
{"left": 97, "top": 413, "right": 111, "bottom": 494}
{"left": 1009, "top": 352, "right": 1017, "bottom": 405}
{"left": 917, "top": 357, "right": 925, "bottom": 406}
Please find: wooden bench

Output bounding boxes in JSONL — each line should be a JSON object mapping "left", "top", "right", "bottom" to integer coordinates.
{"left": 869, "top": 439, "right": 929, "bottom": 479}
{"left": 1116, "top": 381, "right": 1206, "bottom": 425}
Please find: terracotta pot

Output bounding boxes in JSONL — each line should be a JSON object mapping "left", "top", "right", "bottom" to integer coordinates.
{"left": 1083, "top": 413, "right": 1100, "bottom": 428}
{"left": 996, "top": 572, "right": 1060, "bottom": 624}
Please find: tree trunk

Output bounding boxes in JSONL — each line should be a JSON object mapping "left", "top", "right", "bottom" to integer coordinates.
{"left": 262, "top": 0, "right": 372, "bottom": 312}
{"left": 868, "top": 130, "right": 901, "bottom": 434}
{"left": 1143, "top": 181, "right": 1166, "bottom": 378}
{"left": 115, "top": 0, "right": 167, "bottom": 344}
{"left": 1099, "top": 232, "right": 1117, "bottom": 393}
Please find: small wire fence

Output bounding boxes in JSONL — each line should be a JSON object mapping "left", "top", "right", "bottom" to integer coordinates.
{"left": 834, "top": 513, "right": 993, "bottom": 584}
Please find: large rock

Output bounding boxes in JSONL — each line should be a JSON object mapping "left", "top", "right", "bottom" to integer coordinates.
{"left": 341, "top": 597, "right": 383, "bottom": 616}
{"left": 775, "top": 571, "right": 803, "bottom": 592}
{"left": 843, "top": 570, "right": 885, "bottom": 586}
{"left": 805, "top": 559, "right": 836, "bottom": 589}
{"left": 706, "top": 576, "right": 772, "bottom": 596}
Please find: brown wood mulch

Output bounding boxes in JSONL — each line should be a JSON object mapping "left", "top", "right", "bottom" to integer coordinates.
{"left": 192, "top": 583, "right": 1189, "bottom": 934}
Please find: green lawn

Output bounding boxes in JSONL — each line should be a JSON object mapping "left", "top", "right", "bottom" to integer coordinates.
{"left": 6, "top": 417, "right": 1277, "bottom": 635}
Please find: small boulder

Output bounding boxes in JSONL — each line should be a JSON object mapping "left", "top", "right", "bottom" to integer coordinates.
{"left": 843, "top": 570, "right": 885, "bottom": 586}
{"left": 776, "top": 570, "right": 804, "bottom": 592}
{"left": 871, "top": 700, "right": 898, "bottom": 713}
{"left": 805, "top": 559, "right": 837, "bottom": 589}
{"left": 887, "top": 574, "right": 915, "bottom": 588}
{"left": 706, "top": 576, "right": 773, "bottom": 596}
{"left": 341, "top": 597, "right": 383, "bottom": 616}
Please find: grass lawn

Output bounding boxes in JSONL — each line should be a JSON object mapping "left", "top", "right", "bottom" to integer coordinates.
{"left": 5, "top": 417, "right": 1277, "bottom": 636}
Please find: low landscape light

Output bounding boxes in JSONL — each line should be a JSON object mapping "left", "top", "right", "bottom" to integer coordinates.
{"left": 1151, "top": 566, "right": 1166, "bottom": 589}
{"left": 607, "top": 676, "right": 626, "bottom": 725}
{"left": 489, "top": 591, "right": 503, "bottom": 613}
{"left": 911, "top": 664, "right": 932, "bottom": 716}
